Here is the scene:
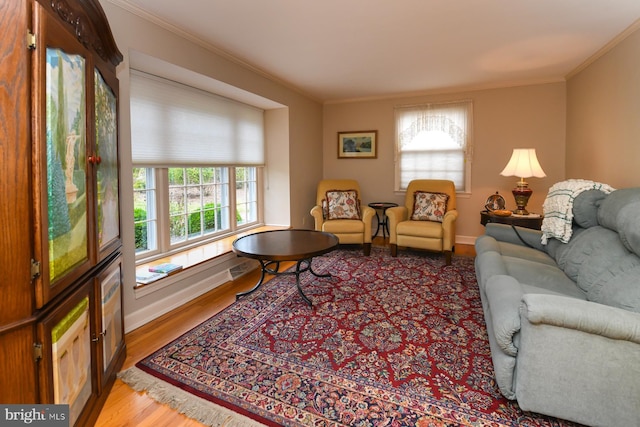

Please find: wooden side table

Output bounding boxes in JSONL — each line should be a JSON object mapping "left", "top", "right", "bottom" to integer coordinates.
{"left": 480, "top": 211, "right": 543, "bottom": 230}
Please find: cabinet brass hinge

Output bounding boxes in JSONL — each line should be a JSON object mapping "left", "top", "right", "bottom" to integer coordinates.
{"left": 27, "top": 31, "right": 36, "bottom": 50}
{"left": 31, "top": 259, "right": 40, "bottom": 280}
{"left": 33, "top": 343, "right": 43, "bottom": 362}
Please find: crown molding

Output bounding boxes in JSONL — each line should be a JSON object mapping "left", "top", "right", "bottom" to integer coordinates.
{"left": 104, "top": 1, "right": 639, "bottom": 105}
{"left": 323, "top": 77, "right": 566, "bottom": 105}
{"left": 566, "top": 18, "right": 640, "bottom": 79}
{"left": 104, "top": 0, "right": 322, "bottom": 103}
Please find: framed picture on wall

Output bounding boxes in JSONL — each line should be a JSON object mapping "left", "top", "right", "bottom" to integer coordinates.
{"left": 337, "top": 130, "right": 377, "bottom": 159}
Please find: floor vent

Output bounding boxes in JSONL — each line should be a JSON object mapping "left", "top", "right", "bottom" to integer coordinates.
{"left": 229, "top": 260, "right": 257, "bottom": 280}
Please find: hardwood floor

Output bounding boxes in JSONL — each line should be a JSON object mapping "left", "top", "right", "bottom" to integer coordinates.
{"left": 94, "top": 240, "right": 475, "bottom": 426}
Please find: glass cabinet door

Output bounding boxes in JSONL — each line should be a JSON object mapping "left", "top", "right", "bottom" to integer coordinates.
{"left": 33, "top": 3, "right": 97, "bottom": 307}
{"left": 38, "top": 282, "right": 97, "bottom": 427}
{"left": 95, "top": 255, "right": 124, "bottom": 389}
{"left": 45, "top": 47, "right": 89, "bottom": 286}
{"left": 94, "top": 68, "right": 121, "bottom": 260}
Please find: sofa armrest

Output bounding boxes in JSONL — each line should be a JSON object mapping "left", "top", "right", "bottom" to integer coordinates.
{"left": 517, "top": 293, "right": 640, "bottom": 425}
{"left": 442, "top": 209, "right": 458, "bottom": 251}
{"left": 485, "top": 223, "right": 545, "bottom": 251}
{"left": 485, "top": 275, "right": 525, "bottom": 356}
{"left": 386, "top": 206, "right": 408, "bottom": 244}
{"left": 361, "top": 205, "right": 376, "bottom": 242}
{"left": 520, "top": 294, "right": 640, "bottom": 344}
{"left": 310, "top": 205, "right": 324, "bottom": 230}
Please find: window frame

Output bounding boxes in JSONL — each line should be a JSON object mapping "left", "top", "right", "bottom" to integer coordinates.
{"left": 133, "top": 166, "right": 263, "bottom": 263}
{"left": 394, "top": 100, "right": 473, "bottom": 194}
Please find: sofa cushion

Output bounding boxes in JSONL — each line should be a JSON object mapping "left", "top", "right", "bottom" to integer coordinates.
{"left": 557, "top": 227, "right": 629, "bottom": 295}
{"left": 396, "top": 220, "right": 443, "bottom": 238}
{"left": 321, "top": 218, "right": 365, "bottom": 234}
{"left": 597, "top": 188, "right": 640, "bottom": 231}
{"left": 484, "top": 223, "right": 545, "bottom": 251}
{"left": 617, "top": 202, "right": 640, "bottom": 256}
{"left": 476, "top": 231, "right": 556, "bottom": 266}
{"left": 572, "top": 189, "right": 607, "bottom": 228}
{"left": 502, "top": 257, "right": 587, "bottom": 299}
{"left": 590, "top": 254, "right": 640, "bottom": 313}
{"left": 544, "top": 226, "right": 587, "bottom": 262}
{"left": 494, "top": 241, "right": 557, "bottom": 267}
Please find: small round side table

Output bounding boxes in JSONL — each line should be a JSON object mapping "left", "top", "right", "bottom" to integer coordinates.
{"left": 368, "top": 202, "right": 399, "bottom": 238}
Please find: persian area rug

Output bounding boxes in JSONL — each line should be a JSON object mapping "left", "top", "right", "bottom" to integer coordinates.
{"left": 119, "top": 247, "right": 579, "bottom": 427}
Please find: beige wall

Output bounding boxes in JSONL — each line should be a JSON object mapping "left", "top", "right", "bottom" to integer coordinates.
{"left": 566, "top": 27, "right": 640, "bottom": 188}
{"left": 101, "top": 1, "right": 323, "bottom": 325}
{"left": 323, "top": 83, "right": 567, "bottom": 241}
{"left": 102, "top": 0, "right": 637, "bottom": 328}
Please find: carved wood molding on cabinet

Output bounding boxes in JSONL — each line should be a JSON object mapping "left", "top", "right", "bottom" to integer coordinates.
{"left": 40, "top": 0, "right": 123, "bottom": 66}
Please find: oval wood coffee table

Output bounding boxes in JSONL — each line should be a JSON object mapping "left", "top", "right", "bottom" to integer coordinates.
{"left": 232, "top": 229, "right": 339, "bottom": 306}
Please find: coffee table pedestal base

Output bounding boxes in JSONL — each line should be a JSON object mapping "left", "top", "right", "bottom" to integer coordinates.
{"left": 236, "top": 258, "right": 330, "bottom": 306}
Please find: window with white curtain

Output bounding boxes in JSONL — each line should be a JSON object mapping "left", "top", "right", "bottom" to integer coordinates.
{"left": 130, "top": 70, "right": 264, "bottom": 259}
{"left": 395, "top": 100, "right": 473, "bottom": 193}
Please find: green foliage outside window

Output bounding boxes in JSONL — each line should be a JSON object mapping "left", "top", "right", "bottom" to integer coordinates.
{"left": 185, "top": 203, "right": 241, "bottom": 235}
{"left": 188, "top": 203, "right": 218, "bottom": 235}
{"left": 134, "top": 208, "right": 147, "bottom": 250}
{"left": 166, "top": 202, "right": 243, "bottom": 243}
{"left": 169, "top": 167, "right": 217, "bottom": 186}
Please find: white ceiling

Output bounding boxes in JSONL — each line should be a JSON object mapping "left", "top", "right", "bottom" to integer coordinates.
{"left": 112, "top": 0, "right": 640, "bottom": 103}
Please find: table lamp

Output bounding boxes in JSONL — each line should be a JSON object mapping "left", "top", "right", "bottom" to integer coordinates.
{"left": 500, "top": 148, "right": 546, "bottom": 215}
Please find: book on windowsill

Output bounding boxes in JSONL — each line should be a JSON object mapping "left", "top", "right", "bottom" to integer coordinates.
{"left": 148, "top": 262, "right": 183, "bottom": 275}
{"left": 136, "top": 270, "right": 168, "bottom": 285}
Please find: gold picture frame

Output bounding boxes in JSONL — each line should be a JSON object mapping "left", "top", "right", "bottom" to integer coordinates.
{"left": 337, "top": 130, "right": 377, "bottom": 159}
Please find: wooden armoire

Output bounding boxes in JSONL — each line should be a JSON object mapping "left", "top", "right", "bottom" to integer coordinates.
{"left": 0, "top": 0, "right": 125, "bottom": 425}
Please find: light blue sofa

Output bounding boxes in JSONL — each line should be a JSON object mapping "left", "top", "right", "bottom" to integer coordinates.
{"left": 474, "top": 187, "right": 640, "bottom": 427}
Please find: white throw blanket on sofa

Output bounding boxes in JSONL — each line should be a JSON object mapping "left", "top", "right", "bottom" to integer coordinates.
{"left": 541, "top": 179, "right": 615, "bottom": 244}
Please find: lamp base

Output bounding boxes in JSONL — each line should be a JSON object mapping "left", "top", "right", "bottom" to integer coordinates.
{"left": 512, "top": 183, "right": 532, "bottom": 215}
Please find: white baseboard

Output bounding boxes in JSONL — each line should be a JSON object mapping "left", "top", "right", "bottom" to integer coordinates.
{"left": 125, "top": 268, "right": 233, "bottom": 333}
{"left": 456, "top": 235, "right": 477, "bottom": 246}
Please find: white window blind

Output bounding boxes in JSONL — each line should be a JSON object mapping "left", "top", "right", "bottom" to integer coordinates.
{"left": 130, "top": 70, "right": 265, "bottom": 167}
{"left": 395, "top": 100, "right": 472, "bottom": 192}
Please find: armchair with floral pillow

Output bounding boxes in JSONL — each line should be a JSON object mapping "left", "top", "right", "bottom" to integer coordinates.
{"left": 387, "top": 179, "right": 458, "bottom": 264}
{"left": 310, "top": 179, "right": 375, "bottom": 255}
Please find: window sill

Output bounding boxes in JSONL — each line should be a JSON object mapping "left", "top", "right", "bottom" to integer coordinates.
{"left": 134, "top": 224, "right": 288, "bottom": 290}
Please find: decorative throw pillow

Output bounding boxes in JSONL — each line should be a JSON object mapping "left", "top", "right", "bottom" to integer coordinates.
{"left": 326, "top": 190, "right": 361, "bottom": 220}
{"left": 411, "top": 191, "right": 449, "bottom": 222}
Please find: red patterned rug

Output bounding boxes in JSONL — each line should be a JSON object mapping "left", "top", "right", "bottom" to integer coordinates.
{"left": 120, "top": 247, "right": 578, "bottom": 426}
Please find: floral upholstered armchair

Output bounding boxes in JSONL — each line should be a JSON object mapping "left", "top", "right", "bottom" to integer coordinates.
{"left": 387, "top": 179, "right": 458, "bottom": 264}
{"left": 310, "top": 179, "right": 375, "bottom": 255}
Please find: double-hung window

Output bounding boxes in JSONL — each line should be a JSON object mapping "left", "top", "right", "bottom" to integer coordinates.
{"left": 394, "top": 100, "right": 473, "bottom": 193}
{"left": 130, "top": 70, "right": 264, "bottom": 258}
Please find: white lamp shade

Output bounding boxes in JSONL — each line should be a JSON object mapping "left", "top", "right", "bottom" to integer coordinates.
{"left": 500, "top": 149, "right": 546, "bottom": 178}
